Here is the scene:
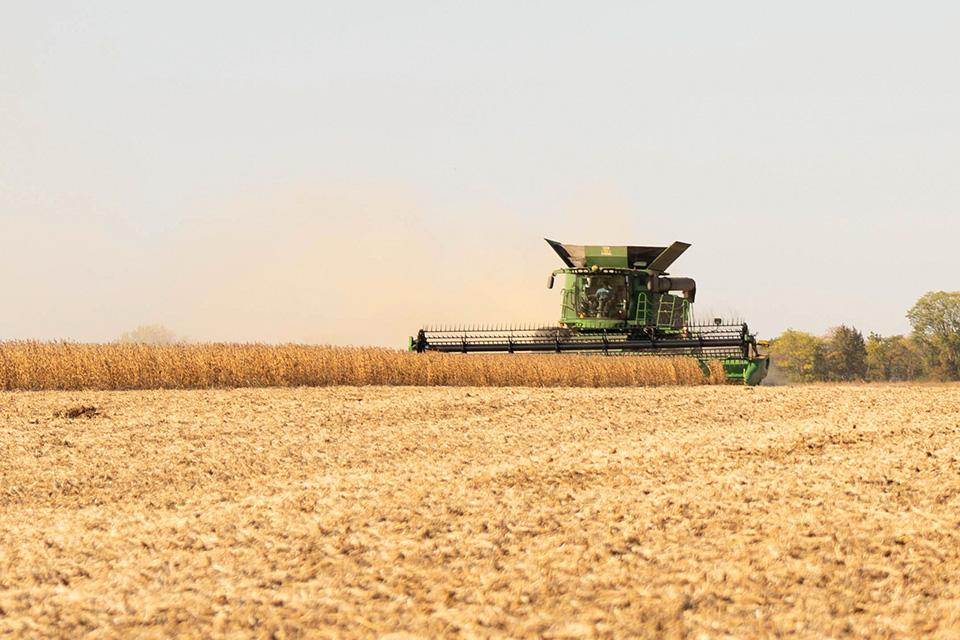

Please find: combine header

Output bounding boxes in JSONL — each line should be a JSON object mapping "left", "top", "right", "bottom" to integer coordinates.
{"left": 410, "top": 239, "right": 769, "bottom": 385}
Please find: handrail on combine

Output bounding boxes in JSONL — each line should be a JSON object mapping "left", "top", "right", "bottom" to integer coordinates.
{"left": 656, "top": 296, "right": 676, "bottom": 329}
{"left": 636, "top": 292, "right": 649, "bottom": 325}
{"left": 561, "top": 287, "right": 578, "bottom": 319}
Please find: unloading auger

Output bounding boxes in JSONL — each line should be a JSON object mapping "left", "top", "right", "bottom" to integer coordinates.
{"left": 409, "top": 239, "right": 769, "bottom": 385}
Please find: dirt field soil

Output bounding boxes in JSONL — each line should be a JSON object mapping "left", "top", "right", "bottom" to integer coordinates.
{"left": 2, "top": 385, "right": 959, "bottom": 638}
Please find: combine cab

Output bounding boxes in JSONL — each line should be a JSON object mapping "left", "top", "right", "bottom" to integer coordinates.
{"left": 410, "top": 239, "right": 769, "bottom": 385}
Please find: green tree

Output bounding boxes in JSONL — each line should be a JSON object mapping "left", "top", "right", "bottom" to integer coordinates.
{"left": 119, "top": 324, "right": 179, "bottom": 345}
{"left": 907, "top": 291, "right": 960, "bottom": 380}
{"left": 865, "top": 333, "right": 925, "bottom": 382}
{"left": 769, "top": 329, "right": 826, "bottom": 383}
{"left": 823, "top": 325, "right": 867, "bottom": 381}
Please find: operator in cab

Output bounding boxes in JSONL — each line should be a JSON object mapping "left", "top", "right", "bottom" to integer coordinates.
{"left": 595, "top": 284, "right": 614, "bottom": 317}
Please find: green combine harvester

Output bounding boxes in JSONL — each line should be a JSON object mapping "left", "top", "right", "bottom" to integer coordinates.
{"left": 410, "top": 239, "right": 769, "bottom": 385}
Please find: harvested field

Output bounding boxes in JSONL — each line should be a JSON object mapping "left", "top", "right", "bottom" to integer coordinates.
{"left": 2, "top": 384, "right": 960, "bottom": 638}
{"left": 0, "top": 342, "right": 722, "bottom": 390}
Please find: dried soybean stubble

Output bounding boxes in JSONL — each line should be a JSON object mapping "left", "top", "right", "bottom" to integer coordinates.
{"left": 0, "top": 384, "right": 958, "bottom": 638}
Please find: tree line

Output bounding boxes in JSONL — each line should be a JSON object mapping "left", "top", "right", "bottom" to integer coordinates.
{"left": 768, "top": 291, "right": 960, "bottom": 383}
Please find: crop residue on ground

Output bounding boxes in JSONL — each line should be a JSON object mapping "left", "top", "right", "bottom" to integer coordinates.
{"left": 1, "top": 385, "right": 959, "bottom": 638}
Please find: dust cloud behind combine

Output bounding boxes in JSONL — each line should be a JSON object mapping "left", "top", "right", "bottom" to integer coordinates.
{"left": 0, "top": 180, "right": 641, "bottom": 347}
{"left": 166, "top": 182, "right": 571, "bottom": 347}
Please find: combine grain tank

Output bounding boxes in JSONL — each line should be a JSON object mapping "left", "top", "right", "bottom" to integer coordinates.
{"left": 410, "top": 239, "right": 769, "bottom": 385}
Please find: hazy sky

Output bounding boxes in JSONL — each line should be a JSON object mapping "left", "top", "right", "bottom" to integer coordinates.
{"left": 3, "top": 1, "right": 959, "bottom": 345}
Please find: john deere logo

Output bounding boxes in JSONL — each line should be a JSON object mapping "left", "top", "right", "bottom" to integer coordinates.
{"left": 601, "top": 246, "right": 612, "bottom": 255}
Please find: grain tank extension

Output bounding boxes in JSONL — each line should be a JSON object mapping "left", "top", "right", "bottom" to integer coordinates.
{"left": 410, "top": 239, "right": 769, "bottom": 385}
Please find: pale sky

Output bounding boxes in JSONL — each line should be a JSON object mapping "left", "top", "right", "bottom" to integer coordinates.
{"left": 3, "top": 1, "right": 959, "bottom": 346}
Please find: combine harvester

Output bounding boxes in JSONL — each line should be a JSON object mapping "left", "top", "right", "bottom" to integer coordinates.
{"left": 410, "top": 239, "right": 769, "bottom": 385}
